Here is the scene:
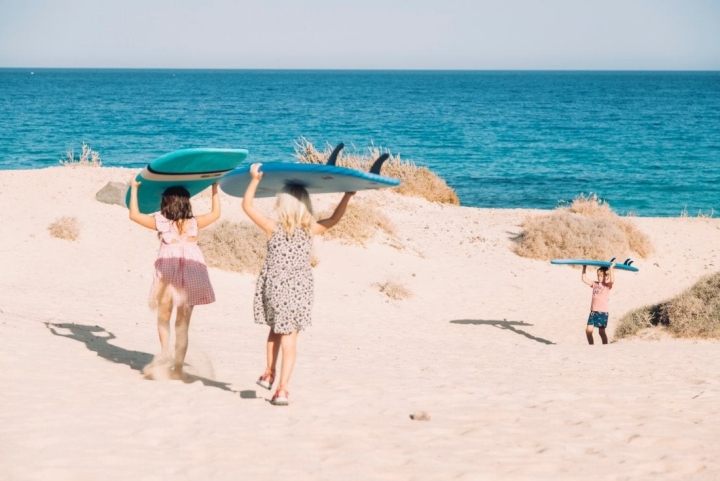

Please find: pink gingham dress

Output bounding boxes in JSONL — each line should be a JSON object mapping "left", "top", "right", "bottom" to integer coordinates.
{"left": 149, "top": 213, "right": 215, "bottom": 307}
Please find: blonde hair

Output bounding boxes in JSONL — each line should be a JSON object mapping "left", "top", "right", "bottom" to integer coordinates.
{"left": 275, "top": 184, "right": 314, "bottom": 237}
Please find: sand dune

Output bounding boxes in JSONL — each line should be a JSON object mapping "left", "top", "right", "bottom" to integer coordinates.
{"left": 1, "top": 167, "right": 719, "bottom": 480}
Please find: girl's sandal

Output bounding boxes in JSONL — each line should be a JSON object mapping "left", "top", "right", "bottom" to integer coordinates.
{"left": 270, "top": 388, "right": 289, "bottom": 406}
{"left": 256, "top": 371, "right": 275, "bottom": 390}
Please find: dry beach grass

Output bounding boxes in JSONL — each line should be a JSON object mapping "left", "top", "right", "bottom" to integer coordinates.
{"left": 319, "top": 199, "right": 395, "bottom": 246}
{"left": 48, "top": 216, "right": 81, "bottom": 241}
{"left": 513, "top": 193, "right": 654, "bottom": 261}
{"left": 615, "top": 271, "right": 720, "bottom": 340}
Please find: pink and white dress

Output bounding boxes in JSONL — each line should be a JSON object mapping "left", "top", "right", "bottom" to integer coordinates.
{"left": 149, "top": 213, "right": 215, "bottom": 307}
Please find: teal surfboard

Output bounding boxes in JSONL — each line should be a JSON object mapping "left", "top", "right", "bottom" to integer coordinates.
{"left": 126, "top": 148, "right": 249, "bottom": 213}
{"left": 550, "top": 258, "right": 639, "bottom": 272}
{"left": 219, "top": 143, "right": 401, "bottom": 198}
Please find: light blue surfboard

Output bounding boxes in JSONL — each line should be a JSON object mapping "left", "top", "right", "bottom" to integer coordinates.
{"left": 550, "top": 258, "right": 639, "bottom": 272}
{"left": 219, "top": 143, "right": 401, "bottom": 198}
{"left": 126, "top": 148, "right": 249, "bottom": 214}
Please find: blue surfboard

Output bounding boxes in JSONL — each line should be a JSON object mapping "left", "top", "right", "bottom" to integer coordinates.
{"left": 126, "top": 148, "right": 249, "bottom": 214}
{"left": 551, "top": 258, "right": 639, "bottom": 272}
{"left": 219, "top": 143, "right": 401, "bottom": 198}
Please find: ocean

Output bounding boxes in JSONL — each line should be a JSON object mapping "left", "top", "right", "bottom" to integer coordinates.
{"left": 1, "top": 69, "right": 718, "bottom": 216}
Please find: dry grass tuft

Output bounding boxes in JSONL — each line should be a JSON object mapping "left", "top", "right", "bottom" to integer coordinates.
{"left": 60, "top": 143, "right": 102, "bottom": 167}
{"left": 320, "top": 201, "right": 395, "bottom": 247}
{"left": 199, "top": 221, "right": 267, "bottom": 275}
{"left": 48, "top": 216, "right": 80, "bottom": 241}
{"left": 513, "top": 194, "right": 653, "bottom": 261}
{"left": 376, "top": 280, "right": 413, "bottom": 301}
{"left": 295, "top": 138, "right": 459, "bottom": 205}
{"left": 615, "top": 272, "right": 720, "bottom": 340}
{"left": 680, "top": 206, "right": 714, "bottom": 218}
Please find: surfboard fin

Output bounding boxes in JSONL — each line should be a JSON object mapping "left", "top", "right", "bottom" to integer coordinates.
{"left": 370, "top": 153, "right": 390, "bottom": 174}
{"left": 326, "top": 143, "right": 344, "bottom": 166}
{"left": 628, "top": 260, "right": 634, "bottom": 266}
{"left": 623, "top": 258, "right": 631, "bottom": 265}
{"left": 609, "top": 257, "right": 616, "bottom": 263}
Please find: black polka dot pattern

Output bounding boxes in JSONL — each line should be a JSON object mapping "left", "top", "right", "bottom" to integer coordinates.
{"left": 254, "top": 229, "right": 314, "bottom": 334}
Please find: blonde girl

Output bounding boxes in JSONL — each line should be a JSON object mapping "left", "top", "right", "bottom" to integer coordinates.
{"left": 242, "top": 163, "right": 354, "bottom": 405}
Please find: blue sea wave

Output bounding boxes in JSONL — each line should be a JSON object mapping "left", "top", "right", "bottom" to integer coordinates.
{"left": 0, "top": 69, "right": 718, "bottom": 216}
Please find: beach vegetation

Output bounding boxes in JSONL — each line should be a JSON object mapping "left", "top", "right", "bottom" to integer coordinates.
{"left": 60, "top": 143, "right": 102, "bottom": 167}
{"left": 319, "top": 199, "right": 395, "bottom": 247}
{"left": 376, "top": 280, "right": 413, "bottom": 301}
{"left": 198, "top": 221, "right": 267, "bottom": 275}
{"left": 48, "top": 216, "right": 80, "bottom": 241}
{"left": 614, "top": 271, "right": 720, "bottom": 340}
{"left": 680, "top": 205, "right": 714, "bottom": 218}
{"left": 513, "top": 193, "right": 654, "bottom": 261}
{"left": 295, "top": 138, "right": 459, "bottom": 205}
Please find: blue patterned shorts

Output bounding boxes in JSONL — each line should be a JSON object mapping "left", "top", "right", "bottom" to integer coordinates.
{"left": 587, "top": 311, "right": 609, "bottom": 328}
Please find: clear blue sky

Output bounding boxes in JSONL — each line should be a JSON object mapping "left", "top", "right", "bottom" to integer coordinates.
{"left": 1, "top": 0, "right": 718, "bottom": 69}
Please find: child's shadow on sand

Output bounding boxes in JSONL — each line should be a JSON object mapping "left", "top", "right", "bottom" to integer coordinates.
{"left": 46, "top": 322, "right": 256, "bottom": 398}
{"left": 450, "top": 319, "right": 555, "bottom": 345}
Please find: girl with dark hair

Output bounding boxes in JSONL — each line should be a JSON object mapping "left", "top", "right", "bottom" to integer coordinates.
{"left": 128, "top": 178, "right": 220, "bottom": 379}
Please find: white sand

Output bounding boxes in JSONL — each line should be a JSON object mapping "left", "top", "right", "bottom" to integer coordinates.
{"left": 1, "top": 166, "right": 719, "bottom": 480}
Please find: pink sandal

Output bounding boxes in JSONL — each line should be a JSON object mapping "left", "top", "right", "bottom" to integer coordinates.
{"left": 256, "top": 371, "right": 275, "bottom": 390}
{"left": 271, "top": 388, "right": 289, "bottom": 406}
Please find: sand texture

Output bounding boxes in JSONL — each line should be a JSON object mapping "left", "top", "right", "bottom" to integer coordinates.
{"left": 1, "top": 167, "right": 719, "bottom": 480}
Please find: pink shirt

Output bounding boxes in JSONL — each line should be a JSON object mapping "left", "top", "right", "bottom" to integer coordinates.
{"left": 590, "top": 281, "right": 612, "bottom": 313}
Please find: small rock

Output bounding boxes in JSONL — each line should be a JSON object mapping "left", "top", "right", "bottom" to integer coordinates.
{"left": 410, "top": 411, "right": 431, "bottom": 421}
{"left": 96, "top": 181, "right": 128, "bottom": 207}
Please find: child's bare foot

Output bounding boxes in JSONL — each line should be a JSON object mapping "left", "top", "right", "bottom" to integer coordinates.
{"left": 142, "top": 354, "right": 173, "bottom": 380}
{"left": 170, "top": 366, "right": 187, "bottom": 381}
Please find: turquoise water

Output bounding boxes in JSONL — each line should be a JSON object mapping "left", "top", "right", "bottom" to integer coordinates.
{"left": 1, "top": 69, "right": 718, "bottom": 216}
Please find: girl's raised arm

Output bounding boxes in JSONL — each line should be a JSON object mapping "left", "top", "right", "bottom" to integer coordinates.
{"left": 580, "top": 265, "right": 594, "bottom": 287}
{"left": 242, "top": 163, "right": 274, "bottom": 237}
{"left": 196, "top": 183, "right": 221, "bottom": 229}
{"left": 128, "top": 175, "right": 157, "bottom": 230}
{"left": 313, "top": 192, "right": 355, "bottom": 235}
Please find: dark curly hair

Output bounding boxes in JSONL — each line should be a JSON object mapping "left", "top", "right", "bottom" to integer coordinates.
{"left": 160, "top": 186, "right": 193, "bottom": 234}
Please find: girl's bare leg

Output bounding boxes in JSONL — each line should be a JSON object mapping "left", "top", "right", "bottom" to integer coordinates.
{"left": 265, "top": 329, "right": 281, "bottom": 378}
{"left": 172, "top": 305, "right": 194, "bottom": 379}
{"left": 585, "top": 325, "right": 594, "bottom": 345}
{"left": 277, "top": 330, "right": 299, "bottom": 391}
{"left": 157, "top": 297, "right": 173, "bottom": 358}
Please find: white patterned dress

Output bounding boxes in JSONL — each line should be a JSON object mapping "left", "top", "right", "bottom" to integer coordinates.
{"left": 254, "top": 228, "right": 314, "bottom": 334}
{"left": 149, "top": 213, "right": 215, "bottom": 308}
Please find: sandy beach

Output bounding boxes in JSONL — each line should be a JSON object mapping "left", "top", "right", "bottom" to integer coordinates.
{"left": 1, "top": 166, "right": 719, "bottom": 480}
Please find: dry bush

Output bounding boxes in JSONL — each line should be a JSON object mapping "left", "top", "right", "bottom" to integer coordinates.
{"left": 48, "top": 216, "right": 80, "bottom": 241}
{"left": 615, "top": 272, "right": 720, "bottom": 340}
{"left": 376, "top": 280, "right": 413, "bottom": 301}
{"left": 295, "top": 138, "right": 459, "bottom": 205}
{"left": 198, "top": 221, "right": 267, "bottom": 275}
{"left": 320, "top": 201, "right": 395, "bottom": 246}
{"left": 60, "top": 143, "right": 102, "bottom": 167}
{"left": 513, "top": 194, "right": 653, "bottom": 261}
{"left": 199, "top": 220, "right": 320, "bottom": 274}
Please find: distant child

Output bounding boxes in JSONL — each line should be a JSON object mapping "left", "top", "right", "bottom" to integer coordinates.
{"left": 581, "top": 263, "right": 615, "bottom": 345}
{"left": 128, "top": 178, "right": 221, "bottom": 379}
{"left": 242, "top": 163, "right": 354, "bottom": 406}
